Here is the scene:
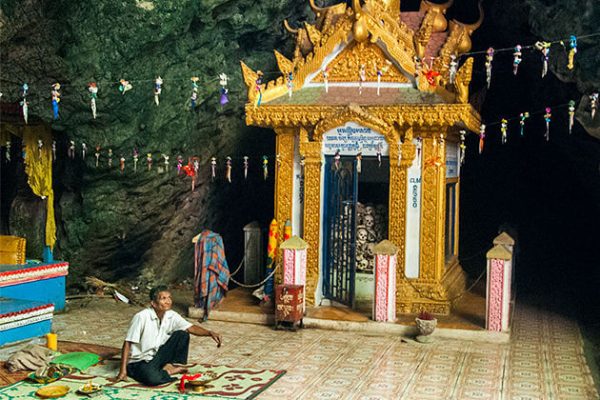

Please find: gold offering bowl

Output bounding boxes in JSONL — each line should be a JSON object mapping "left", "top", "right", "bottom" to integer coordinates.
{"left": 186, "top": 371, "right": 218, "bottom": 392}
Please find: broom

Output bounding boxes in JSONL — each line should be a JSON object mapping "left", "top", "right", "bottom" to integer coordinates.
{"left": 84, "top": 276, "right": 142, "bottom": 306}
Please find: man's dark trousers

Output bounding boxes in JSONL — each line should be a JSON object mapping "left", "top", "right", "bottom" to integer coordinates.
{"left": 127, "top": 330, "right": 190, "bottom": 386}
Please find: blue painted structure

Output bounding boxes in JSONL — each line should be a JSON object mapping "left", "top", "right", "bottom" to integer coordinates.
{"left": 0, "top": 298, "right": 53, "bottom": 346}
{"left": 0, "top": 276, "right": 66, "bottom": 311}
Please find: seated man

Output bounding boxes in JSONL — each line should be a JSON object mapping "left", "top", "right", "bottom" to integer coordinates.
{"left": 112, "top": 285, "right": 222, "bottom": 386}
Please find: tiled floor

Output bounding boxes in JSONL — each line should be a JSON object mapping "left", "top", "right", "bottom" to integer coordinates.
{"left": 50, "top": 299, "right": 599, "bottom": 400}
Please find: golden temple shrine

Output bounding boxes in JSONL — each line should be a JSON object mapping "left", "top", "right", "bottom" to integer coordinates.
{"left": 241, "top": 0, "right": 482, "bottom": 315}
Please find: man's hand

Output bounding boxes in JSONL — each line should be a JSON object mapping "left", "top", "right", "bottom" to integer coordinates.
{"left": 209, "top": 330, "right": 222, "bottom": 347}
{"left": 109, "top": 372, "right": 128, "bottom": 383}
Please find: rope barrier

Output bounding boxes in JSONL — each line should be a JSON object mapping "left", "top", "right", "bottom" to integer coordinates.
{"left": 228, "top": 262, "right": 280, "bottom": 288}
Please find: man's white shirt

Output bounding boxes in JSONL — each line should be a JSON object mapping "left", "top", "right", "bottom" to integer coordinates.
{"left": 125, "top": 308, "right": 193, "bottom": 363}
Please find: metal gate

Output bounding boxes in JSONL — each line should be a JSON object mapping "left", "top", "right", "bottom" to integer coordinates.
{"left": 323, "top": 156, "right": 358, "bottom": 307}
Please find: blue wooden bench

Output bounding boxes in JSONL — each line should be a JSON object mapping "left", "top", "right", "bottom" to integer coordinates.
{"left": 0, "top": 262, "right": 69, "bottom": 346}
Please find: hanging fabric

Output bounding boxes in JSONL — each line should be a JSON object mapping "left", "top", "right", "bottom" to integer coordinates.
{"left": 193, "top": 230, "right": 230, "bottom": 320}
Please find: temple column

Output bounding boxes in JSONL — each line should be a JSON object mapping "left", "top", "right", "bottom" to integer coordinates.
{"left": 299, "top": 135, "right": 321, "bottom": 306}
{"left": 274, "top": 127, "right": 296, "bottom": 284}
{"left": 397, "top": 128, "right": 450, "bottom": 315}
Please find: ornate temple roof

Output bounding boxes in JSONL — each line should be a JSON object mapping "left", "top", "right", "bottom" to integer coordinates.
{"left": 242, "top": 0, "right": 483, "bottom": 132}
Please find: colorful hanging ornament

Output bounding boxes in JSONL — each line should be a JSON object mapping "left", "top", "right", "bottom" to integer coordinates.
{"left": 356, "top": 152, "right": 362, "bottom": 174}
{"left": 375, "top": 60, "right": 391, "bottom": 96}
{"left": 193, "top": 157, "right": 199, "bottom": 178}
{"left": 590, "top": 92, "right": 598, "bottom": 119}
{"left": 108, "top": 148, "right": 113, "bottom": 167}
{"left": 146, "top": 153, "right": 153, "bottom": 171}
{"left": 219, "top": 73, "right": 229, "bottom": 106}
{"left": 322, "top": 67, "right": 330, "bottom": 93}
{"left": 359, "top": 64, "right": 366, "bottom": 95}
{"left": 225, "top": 156, "right": 232, "bottom": 183}
{"left": 51, "top": 83, "right": 61, "bottom": 120}
{"left": 485, "top": 48, "right": 494, "bottom": 88}
{"left": 448, "top": 54, "right": 458, "bottom": 85}
{"left": 5, "top": 141, "right": 11, "bottom": 162}
{"left": 211, "top": 157, "right": 217, "bottom": 180}
{"left": 519, "top": 112, "right": 529, "bottom": 136}
{"left": 190, "top": 77, "right": 199, "bottom": 111}
{"left": 568, "top": 35, "right": 577, "bottom": 70}
{"left": 535, "top": 41, "right": 551, "bottom": 78}
{"left": 377, "top": 142, "right": 382, "bottom": 167}
{"left": 154, "top": 76, "right": 163, "bottom": 106}
{"left": 255, "top": 71, "right": 264, "bottom": 107}
{"left": 95, "top": 146, "right": 101, "bottom": 167}
{"left": 68, "top": 140, "right": 75, "bottom": 159}
{"left": 243, "top": 156, "right": 249, "bottom": 179}
{"left": 52, "top": 141, "right": 56, "bottom": 162}
{"left": 333, "top": 150, "right": 341, "bottom": 171}
{"left": 82, "top": 142, "right": 87, "bottom": 159}
{"left": 568, "top": 100, "right": 575, "bottom": 134}
{"left": 544, "top": 107, "right": 552, "bottom": 141}
{"left": 286, "top": 72, "right": 294, "bottom": 98}
{"left": 119, "top": 79, "right": 132, "bottom": 95}
{"left": 262, "top": 156, "right": 268, "bottom": 180}
{"left": 120, "top": 156, "right": 125, "bottom": 173}
{"left": 512, "top": 45, "right": 522, "bottom": 75}
{"left": 479, "top": 124, "right": 486, "bottom": 154}
{"left": 500, "top": 119, "right": 508, "bottom": 144}
{"left": 459, "top": 130, "right": 466, "bottom": 164}
{"left": 176, "top": 155, "right": 183, "bottom": 175}
{"left": 424, "top": 69, "right": 440, "bottom": 87}
{"left": 21, "top": 83, "right": 29, "bottom": 98}
{"left": 37, "top": 139, "right": 43, "bottom": 159}
{"left": 133, "top": 148, "right": 139, "bottom": 172}
{"left": 20, "top": 98, "right": 28, "bottom": 124}
{"left": 184, "top": 158, "right": 197, "bottom": 192}
{"left": 88, "top": 82, "right": 98, "bottom": 119}
{"left": 163, "top": 154, "right": 169, "bottom": 173}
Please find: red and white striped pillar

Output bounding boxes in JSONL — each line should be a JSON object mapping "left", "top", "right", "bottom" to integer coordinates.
{"left": 280, "top": 236, "right": 308, "bottom": 312}
{"left": 280, "top": 236, "right": 308, "bottom": 286}
{"left": 373, "top": 240, "right": 398, "bottom": 322}
{"left": 486, "top": 244, "right": 513, "bottom": 332}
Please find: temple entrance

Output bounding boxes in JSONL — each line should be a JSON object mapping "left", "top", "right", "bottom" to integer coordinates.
{"left": 322, "top": 156, "right": 390, "bottom": 309}
{"left": 354, "top": 157, "right": 389, "bottom": 311}
{"left": 323, "top": 156, "right": 358, "bottom": 307}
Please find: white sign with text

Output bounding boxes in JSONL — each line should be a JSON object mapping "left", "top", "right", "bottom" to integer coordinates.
{"left": 322, "top": 122, "right": 388, "bottom": 156}
{"left": 405, "top": 138, "right": 422, "bottom": 279}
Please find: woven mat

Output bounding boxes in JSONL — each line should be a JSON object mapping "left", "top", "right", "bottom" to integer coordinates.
{"left": 0, "top": 341, "right": 119, "bottom": 387}
{"left": 0, "top": 363, "right": 285, "bottom": 399}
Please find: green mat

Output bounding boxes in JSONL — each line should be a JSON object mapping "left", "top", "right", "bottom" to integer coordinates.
{"left": 0, "top": 364, "right": 285, "bottom": 399}
{"left": 50, "top": 352, "right": 100, "bottom": 372}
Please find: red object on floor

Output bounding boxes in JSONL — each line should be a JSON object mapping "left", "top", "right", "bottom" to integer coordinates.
{"left": 275, "top": 284, "right": 304, "bottom": 328}
{"left": 179, "top": 373, "right": 202, "bottom": 393}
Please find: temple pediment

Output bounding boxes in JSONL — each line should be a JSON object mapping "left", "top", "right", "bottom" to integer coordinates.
{"left": 310, "top": 42, "right": 410, "bottom": 84}
{"left": 241, "top": 0, "right": 483, "bottom": 107}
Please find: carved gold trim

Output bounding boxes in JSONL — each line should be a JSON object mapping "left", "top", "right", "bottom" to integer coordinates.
{"left": 313, "top": 104, "right": 392, "bottom": 139}
{"left": 299, "top": 140, "right": 322, "bottom": 306}
{"left": 274, "top": 128, "right": 296, "bottom": 284}
{"left": 245, "top": 104, "right": 481, "bottom": 133}
{"left": 311, "top": 42, "right": 410, "bottom": 83}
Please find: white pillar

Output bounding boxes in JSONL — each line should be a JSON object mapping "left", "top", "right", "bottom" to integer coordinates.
{"left": 486, "top": 244, "right": 512, "bottom": 332}
{"left": 280, "top": 236, "right": 308, "bottom": 312}
{"left": 373, "top": 240, "right": 398, "bottom": 322}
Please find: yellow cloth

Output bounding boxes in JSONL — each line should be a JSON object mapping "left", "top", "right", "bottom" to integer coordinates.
{"left": 1, "top": 124, "right": 56, "bottom": 249}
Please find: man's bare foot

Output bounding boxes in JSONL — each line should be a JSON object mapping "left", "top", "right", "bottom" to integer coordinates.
{"left": 172, "top": 362, "right": 197, "bottom": 369}
{"left": 163, "top": 363, "right": 188, "bottom": 376}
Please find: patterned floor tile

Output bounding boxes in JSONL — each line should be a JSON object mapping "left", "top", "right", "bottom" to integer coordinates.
{"left": 45, "top": 298, "right": 600, "bottom": 400}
